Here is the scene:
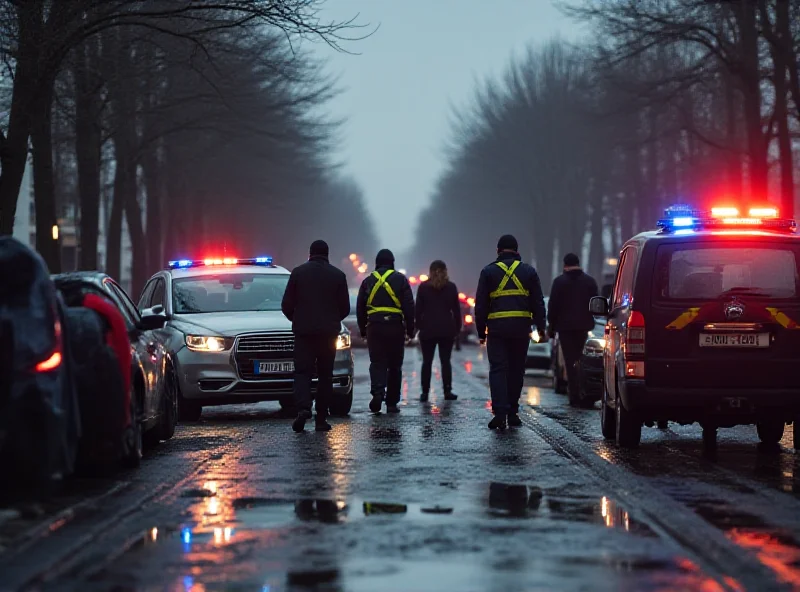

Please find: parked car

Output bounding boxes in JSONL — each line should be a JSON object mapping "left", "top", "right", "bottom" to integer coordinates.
{"left": 53, "top": 272, "right": 175, "bottom": 454}
{"left": 342, "top": 290, "right": 366, "bottom": 347}
{"left": 575, "top": 317, "right": 606, "bottom": 405}
{"left": 527, "top": 297, "right": 552, "bottom": 371}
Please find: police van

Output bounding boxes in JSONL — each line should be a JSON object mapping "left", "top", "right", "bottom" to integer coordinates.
{"left": 591, "top": 205, "right": 800, "bottom": 450}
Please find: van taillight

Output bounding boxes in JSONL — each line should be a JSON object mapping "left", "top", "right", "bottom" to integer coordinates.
{"left": 624, "top": 311, "right": 645, "bottom": 378}
{"left": 35, "top": 319, "right": 62, "bottom": 373}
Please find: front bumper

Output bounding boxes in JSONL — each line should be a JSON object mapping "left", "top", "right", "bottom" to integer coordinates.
{"left": 578, "top": 356, "right": 603, "bottom": 398}
{"left": 620, "top": 378, "right": 800, "bottom": 424}
{"left": 175, "top": 346, "right": 354, "bottom": 406}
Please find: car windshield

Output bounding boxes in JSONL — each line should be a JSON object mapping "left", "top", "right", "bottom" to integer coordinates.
{"left": 173, "top": 273, "right": 289, "bottom": 313}
{"left": 654, "top": 244, "right": 800, "bottom": 301}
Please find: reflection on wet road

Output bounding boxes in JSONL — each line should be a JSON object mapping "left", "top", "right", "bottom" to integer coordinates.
{"left": 5, "top": 346, "right": 800, "bottom": 591}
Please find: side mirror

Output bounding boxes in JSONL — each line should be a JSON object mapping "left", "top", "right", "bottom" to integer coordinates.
{"left": 139, "top": 305, "right": 167, "bottom": 330}
{"left": 589, "top": 296, "right": 610, "bottom": 317}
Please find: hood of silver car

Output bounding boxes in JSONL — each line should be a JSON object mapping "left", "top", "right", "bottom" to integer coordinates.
{"left": 170, "top": 312, "right": 346, "bottom": 336}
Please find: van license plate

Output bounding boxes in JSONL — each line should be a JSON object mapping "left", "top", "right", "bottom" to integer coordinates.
{"left": 255, "top": 361, "right": 294, "bottom": 374}
{"left": 699, "top": 333, "right": 769, "bottom": 348}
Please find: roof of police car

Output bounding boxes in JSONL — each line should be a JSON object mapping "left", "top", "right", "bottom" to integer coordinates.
{"left": 628, "top": 227, "right": 800, "bottom": 244}
{"left": 167, "top": 264, "right": 290, "bottom": 278}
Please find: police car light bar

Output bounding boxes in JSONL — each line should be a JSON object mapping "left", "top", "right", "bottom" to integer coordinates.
{"left": 167, "top": 256, "right": 273, "bottom": 269}
{"left": 657, "top": 204, "right": 796, "bottom": 233}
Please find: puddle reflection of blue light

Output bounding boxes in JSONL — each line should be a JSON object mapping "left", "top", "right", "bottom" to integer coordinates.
{"left": 182, "top": 528, "right": 192, "bottom": 544}
{"left": 183, "top": 575, "right": 194, "bottom": 591}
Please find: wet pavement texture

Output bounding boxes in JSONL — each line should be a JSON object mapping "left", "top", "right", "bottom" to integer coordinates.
{"left": 2, "top": 346, "right": 800, "bottom": 590}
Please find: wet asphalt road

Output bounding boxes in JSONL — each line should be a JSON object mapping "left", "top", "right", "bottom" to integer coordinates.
{"left": 3, "top": 345, "right": 800, "bottom": 591}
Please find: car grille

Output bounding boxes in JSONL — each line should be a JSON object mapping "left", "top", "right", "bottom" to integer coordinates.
{"left": 235, "top": 332, "right": 294, "bottom": 380}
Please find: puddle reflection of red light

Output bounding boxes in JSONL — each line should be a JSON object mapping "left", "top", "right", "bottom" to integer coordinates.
{"left": 430, "top": 405, "right": 440, "bottom": 415}
{"left": 728, "top": 529, "right": 800, "bottom": 587}
{"left": 464, "top": 361, "right": 473, "bottom": 373}
{"left": 485, "top": 399, "right": 492, "bottom": 410}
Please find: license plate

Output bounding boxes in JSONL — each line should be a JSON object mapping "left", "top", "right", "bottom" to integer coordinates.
{"left": 254, "top": 361, "right": 294, "bottom": 374}
{"left": 699, "top": 333, "right": 769, "bottom": 348}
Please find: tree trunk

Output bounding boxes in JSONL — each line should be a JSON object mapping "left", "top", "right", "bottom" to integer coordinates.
{"left": 106, "top": 163, "right": 124, "bottom": 280}
{"left": 30, "top": 79, "right": 60, "bottom": 273}
{"left": 588, "top": 190, "right": 604, "bottom": 281}
{"left": 724, "top": 72, "right": 743, "bottom": 196}
{"left": 143, "top": 148, "right": 163, "bottom": 274}
{"left": 735, "top": 0, "right": 768, "bottom": 198}
{"left": 74, "top": 39, "right": 103, "bottom": 270}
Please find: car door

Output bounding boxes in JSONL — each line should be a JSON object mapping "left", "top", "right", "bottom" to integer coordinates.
{"left": 604, "top": 247, "right": 638, "bottom": 405}
{"left": 104, "top": 279, "right": 165, "bottom": 423}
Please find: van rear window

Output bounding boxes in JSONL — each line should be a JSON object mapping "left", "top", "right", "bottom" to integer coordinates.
{"left": 654, "top": 244, "right": 800, "bottom": 300}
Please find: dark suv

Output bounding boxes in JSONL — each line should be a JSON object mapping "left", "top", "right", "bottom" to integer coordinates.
{"left": 591, "top": 205, "right": 800, "bottom": 450}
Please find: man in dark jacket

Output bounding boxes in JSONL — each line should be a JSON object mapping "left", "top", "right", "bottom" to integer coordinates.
{"left": 357, "top": 249, "right": 415, "bottom": 413}
{"left": 282, "top": 240, "right": 350, "bottom": 432}
{"left": 475, "top": 235, "right": 547, "bottom": 429}
{"left": 548, "top": 253, "right": 599, "bottom": 407}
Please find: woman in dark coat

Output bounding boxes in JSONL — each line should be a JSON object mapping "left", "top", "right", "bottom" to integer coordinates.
{"left": 415, "top": 260, "right": 461, "bottom": 402}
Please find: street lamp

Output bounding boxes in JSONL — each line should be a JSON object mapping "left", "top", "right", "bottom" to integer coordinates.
{"left": 349, "top": 253, "right": 358, "bottom": 262}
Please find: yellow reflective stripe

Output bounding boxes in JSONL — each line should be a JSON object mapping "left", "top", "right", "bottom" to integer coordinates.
{"left": 490, "top": 260, "right": 529, "bottom": 299}
{"left": 665, "top": 308, "right": 700, "bottom": 330}
{"left": 766, "top": 307, "right": 800, "bottom": 329}
{"left": 366, "top": 269, "right": 404, "bottom": 317}
{"left": 487, "top": 311, "right": 533, "bottom": 320}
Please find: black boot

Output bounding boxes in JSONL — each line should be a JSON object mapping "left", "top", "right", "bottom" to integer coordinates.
{"left": 386, "top": 404, "right": 400, "bottom": 413}
{"left": 508, "top": 413, "right": 522, "bottom": 427}
{"left": 292, "top": 409, "right": 313, "bottom": 433}
{"left": 488, "top": 415, "right": 507, "bottom": 430}
{"left": 420, "top": 392, "right": 429, "bottom": 402}
{"left": 315, "top": 419, "right": 332, "bottom": 432}
{"left": 369, "top": 395, "right": 383, "bottom": 413}
{"left": 444, "top": 391, "right": 458, "bottom": 401}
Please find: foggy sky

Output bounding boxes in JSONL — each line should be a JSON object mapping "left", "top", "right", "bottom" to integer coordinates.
{"left": 310, "top": 0, "right": 580, "bottom": 257}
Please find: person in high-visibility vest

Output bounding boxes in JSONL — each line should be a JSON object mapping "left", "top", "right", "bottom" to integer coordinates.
{"left": 356, "top": 249, "right": 415, "bottom": 413}
{"left": 475, "top": 234, "right": 547, "bottom": 430}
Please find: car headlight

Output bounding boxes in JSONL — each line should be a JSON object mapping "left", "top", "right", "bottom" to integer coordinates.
{"left": 530, "top": 331, "right": 541, "bottom": 344}
{"left": 336, "top": 333, "right": 351, "bottom": 350}
{"left": 583, "top": 338, "right": 606, "bottom": 357}
{"left": 185, "top": 335, "right": 234, "bottom": 352}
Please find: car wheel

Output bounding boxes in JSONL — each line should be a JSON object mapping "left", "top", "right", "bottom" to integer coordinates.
{"left": 600, "top": 387, "right": 616, "bottom": 440}
{"left": 756, "top": 420, "right": 785, "bottom": 446}
{"left": 179, "top": 396, "right": 202, "bottom": 422}
{"left": 155, "top": 364, "right": 178, "bottom": 442}
{"left": 615, "top": 387, "right": 641, "bottom": 449}
{"left": 702, "top": 424, "right": 717, "bottom": 451}
{"left": 122, "top": 384, "right": 143, "bottom": 469}
{"left": 794, "top": 420, "right": 800, "bottom": 451}
{"left": 329, "top": 386, "right": 354, "bottom": 417}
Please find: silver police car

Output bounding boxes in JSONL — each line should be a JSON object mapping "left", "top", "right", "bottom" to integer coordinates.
{"left": 137, "top": 257, "right": 354, "bottom": 421}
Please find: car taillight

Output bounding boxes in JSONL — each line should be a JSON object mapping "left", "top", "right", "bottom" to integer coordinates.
{"left": 465, "top": 314, "right": 473, "bottom": 324}
{"left": 624, "top": 311, "right": 645, "bottom": 378}
{"left": 35, "top": 319, "right": 63, "bottom": 373}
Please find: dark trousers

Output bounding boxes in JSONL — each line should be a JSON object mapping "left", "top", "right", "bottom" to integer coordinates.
{"left": 487, "top": 336, "right": 529, "bottom": 416}
{"left": 420, "top": 337, "right": 454, "bottom": 394}
{"left": 293, "top": 334, "right": 336, "bottom": 418}
{"left": 367, "top": 322, "right": 406, "bottom": 405}
{"left": 559, "top": 330, "right": 588, "bottom": 401}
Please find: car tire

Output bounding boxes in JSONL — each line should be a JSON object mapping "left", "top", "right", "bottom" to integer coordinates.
{"left": 329, "top": 386, "right": 354, "bottom": 417}
{"left": 756, "top": 420, "right": 785, "bottom": 446}
{"left": 155, "top": 364, "right": 178, "bottom": 442}
{"left": 122, "top": 384, "right": 143, "bottom": 469}
{"left": 179, "top": 396, "right": 202, "bottom": 422}
{"left": 615, "top": 387, "right": 641, "bottom": 449}
{"left": 794, "top": 420, "right": 800, "bottom": 451}
{"left": 702, "top": 424, "right": 717, "bottom": 451}
{"left": 600, "top": 387, "right": 616, "bottom": 440}
{"left": 552, "top": 359, "right": 567, "bottom": 395}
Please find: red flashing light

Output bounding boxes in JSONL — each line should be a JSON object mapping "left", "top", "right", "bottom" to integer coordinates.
{"left": 464, "top": 314, "right": 474, "bottom": 324}
{"left": 722, "top": 217, "right": 762, "bottom": 225}
{"left": 711, "top": 206, "right": 739, "bottom": 218}
{"left": 419, "top": 274, "right": 429, "bottom": 282}
{"left": 748, "top": 207, "right": 778, "bottom": 218}
{"left": 203, "top": 257, "right": 238, "bottom": 266}
{"left": 458, "top": 292, "right": 467, "bottom": 301}
{"left": 467, "top": 297, "right": 475, "bottom": 307}
{"left": 409, "top": 276, "right": 418, "bottom": 285}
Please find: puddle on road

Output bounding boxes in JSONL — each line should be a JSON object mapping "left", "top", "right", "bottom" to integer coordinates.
{"left": 689, "top": 497, "right": 800, "bottom": 588}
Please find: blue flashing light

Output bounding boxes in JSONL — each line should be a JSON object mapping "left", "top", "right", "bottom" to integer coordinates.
{"left": 674, "top": 229, "right": 695, "bottom": 236}
{"left": 167, "top": 256, "right": 273, "bottom": 269}
{"left": 671, "top": 217, "right": 695, "bottom": 228}
{"left": 182, "top": 528, "right": 192, "bottom": 544}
